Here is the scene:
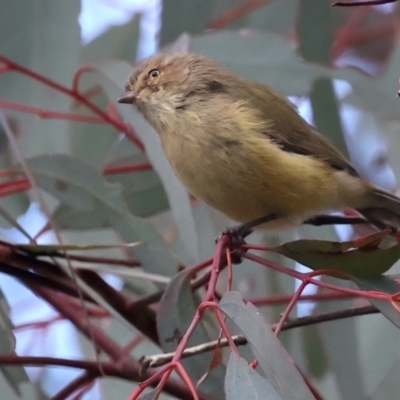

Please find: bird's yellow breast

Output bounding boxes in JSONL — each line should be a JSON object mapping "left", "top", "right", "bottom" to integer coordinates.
{"left": 157, "top": 97, "right": 361, "bottom": 229}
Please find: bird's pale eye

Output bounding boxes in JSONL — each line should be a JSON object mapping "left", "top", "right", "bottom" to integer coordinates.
{"left": 148, "top": 69, "right": 160, "bottom": 78}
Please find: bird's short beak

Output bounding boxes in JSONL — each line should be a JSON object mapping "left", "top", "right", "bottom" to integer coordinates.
{"left": 117, "top": 91, "right": 137, "bottom": 104}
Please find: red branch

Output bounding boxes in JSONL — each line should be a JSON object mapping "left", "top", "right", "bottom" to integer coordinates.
{"left": 0, "top": 56, "right": 144, "bottom": 151}
{"left": 72, "top": 65, "right": 95, "bottom": 93}
{"left": 207, "top": 0, "right": 274, "bottom": 30}
{"left": 0, "top": 162, "right": 153, "bottom": 198}
{"left": 103, "top": 162, "right": 152, "bottom": 175}
{"left": 0, "top": 179, "right": 31, "bottom": 197}
{"left": 0, "top": 99, "right": 107, "bottom": 124}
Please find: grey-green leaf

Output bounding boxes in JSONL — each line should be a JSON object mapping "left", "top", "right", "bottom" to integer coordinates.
{"left": 225, "top": 353, "right": 282, "bottom": 400}
{"left": 219, "top": 292, "right": 313, "bottom": 400}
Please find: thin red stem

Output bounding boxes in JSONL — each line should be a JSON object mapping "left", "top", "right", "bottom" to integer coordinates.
{"left": 274, "top": 280, "right": 308, "bottom": 336}
{"left": 72, "top": 66, "right": 95, "bottom": 93}
{"left": 0, "top": 64, "right": 10, "bottom": 74}
{"left": 0, "top": 55, "right": 144, "bottom": 151}
{"left": 0, "top": 162, "right": 153, "bottom": 198}
{"left": 130, "top": 237, "right": 230, "bottom": 399}
{"left": 0, "top": 99, "right": 107, "bottom": 124}
{"left": 175, "top": 362, "right": 200, "bottom": 400}
{"left": 0, "top": 179, "right": 30, "bottom": 196}
{"left": 103, "top": 162, "right": 152, "bottom": 175}
{"left": 244, "top": 251, "right": 396, "bottom": 302}
{"left": 207, "top": 0, "right": 274, "bottom": 30}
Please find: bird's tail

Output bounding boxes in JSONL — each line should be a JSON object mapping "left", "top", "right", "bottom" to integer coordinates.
{"left": 357, "top": 187, "right": 400, "bottom": 231}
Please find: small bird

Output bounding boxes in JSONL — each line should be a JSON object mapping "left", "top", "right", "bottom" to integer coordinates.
{"left": 118, "top": 52, "right": 400, "bottom": 234}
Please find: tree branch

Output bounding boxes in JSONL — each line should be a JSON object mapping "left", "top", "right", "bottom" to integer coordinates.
{"left": 333, "top": 0, "right": 397, "bottom": 6}
{"left": 140, "top": 304, "right": 378, "bottom": 370}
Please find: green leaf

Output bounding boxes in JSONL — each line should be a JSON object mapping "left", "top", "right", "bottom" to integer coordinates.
{"left": 219, "top": 292, "right": 313, "bottom": 400}
{"left": 271, "top": 231, "right": 400, "bottom": 278}
{"left": 137, "top": 388, "right": 161, "bottom": 400}
{"left": 352, "top": 274, "right": 400, "bottom": 329}
{"left": 189, "top": 30, "right": 328, "bottom": 97}
{"left": 25, "top": 154, "right": 178, "bottom": 275}
{"left": 157, "top": 268, "right": 205, "bottom": 351}
{"left": 0, "top": 290, "right": 29, "bottom": 395}
{"left": 106, "top": 155, "right": 169, "bottom": 218}
{"left": 82, "top": 14, "right": 140, "bottom": 63}
{"left": 53, "top": 202, "right": 111, "bottom": 230}
{"left": 160, "top": 0, "right": 213, "bottom": 46}
{"left": 369, "top": 356, "right": 400, "bottom": 400}
{"left": 300, "top": 326, "right": 328, "bottom": 379}
{"left": 69, "top": 15, "right": 141, "bottom": 167}
{"left": 315, "top": 287, "right": 366, "bottom": 399}
{"left": 309, "top": 78, "right": 349, "bottom": 156}
{"left": 188, "top": 30, "right": 400, "bottom": 123}
{"left": 225, "top": 353, "right": 282, "bottom": 400}
{"left": 297, "top": 0, "right": 334, "bottom": 65}
{"left": 1, "top": 0, "right": 81, "bottom": 157}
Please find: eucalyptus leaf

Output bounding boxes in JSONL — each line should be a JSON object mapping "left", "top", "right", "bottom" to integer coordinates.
{"left": 83, "top": 14, "right": 140, "bottom": 63}
{"left": 25, "top": 154, "right": 178, "bottom": 275}
{"left": 352, "top": 274, "right": 400, "bottom": 329}
{"left": 137, "top": 388, "right": 161, "bottom": 400}
{"left": 219, "top": 292, "right": 313, "bottom": 400}
{"left": 369, "top": 355, "right": 400, "bottom": 400}
{"left": 225, "top": 353, "right": 282, "bottom": 400}
{"left": 271, "top": 231, "right": 400, "bottom": 278}
{"left": 106, "top": 155, "right": 169, "bottom": 218}
{"left": 188, "top": 30, "right": 400, "bottom": 121}
{"left": 0, "top": 290, "right": 29, "bottom": 395}
{"left": 160, "top": 0, "right": 213, "bottom": 46}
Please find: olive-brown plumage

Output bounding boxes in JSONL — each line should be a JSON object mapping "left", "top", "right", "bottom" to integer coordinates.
{"left": 118, "top": 52, "right": 400, "bottom": 231}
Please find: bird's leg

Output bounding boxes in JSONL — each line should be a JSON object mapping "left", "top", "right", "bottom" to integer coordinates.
{"left": 304, "top": 215, "right": 367, "bottom": 226}
{"left": 223, "top": 213, "right": 279, "bottom": 240}
{"left": 219, "top": 214, "right": 278, "bottom": 264}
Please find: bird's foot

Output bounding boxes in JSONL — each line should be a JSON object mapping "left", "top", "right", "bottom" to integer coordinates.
{"left": 216, "top": 223, "right": 250, "bottom": 264}
{"left": 216, "top": 214, "right": 278, "bottom": 264}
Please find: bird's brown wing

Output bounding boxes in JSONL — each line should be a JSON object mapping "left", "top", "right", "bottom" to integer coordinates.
{"left": 230, "top": 79, "right": 359, "bottom": 177}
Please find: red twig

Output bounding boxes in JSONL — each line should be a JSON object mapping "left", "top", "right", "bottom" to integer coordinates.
{"left": 243, "top": 251, "right": 396, "bottom": 304}
{"left": 0, "top": 179, "right": 30, "bottom": 196}
{"left": 0, "top": 55, "right": 144, "bottom": 151}
{"left": 128, "top": 236, "right": 230, "bottom": 400}
{"left": 207, "top": 0, "right": 274, "bottom": 30}
{"left": 0, "top": 162, "right": 153, "bottom": 199}
{"left": 72, "top": 65, "right": 95, "bottom": 93}
{"left": 332, "top": 7, "right": 369, "bottom": 59}
{"left": 274, "top": 280, "right": 309, "bottom": 336}
{"left": 0, "top": 99, "right": 107, "bottom": 124}
{"left": 103, "top": 162, "right": 152, "bottom": 175}
{"left": 0, "top": 64, "right": 10, "bottom": 74}
{"left": 52, "top": 372, "right": 95, "bottom": 400}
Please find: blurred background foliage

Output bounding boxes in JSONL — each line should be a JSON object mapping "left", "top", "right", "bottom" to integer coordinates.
{"left": 1, "top": 0, "right": 400, "bottom": 399}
